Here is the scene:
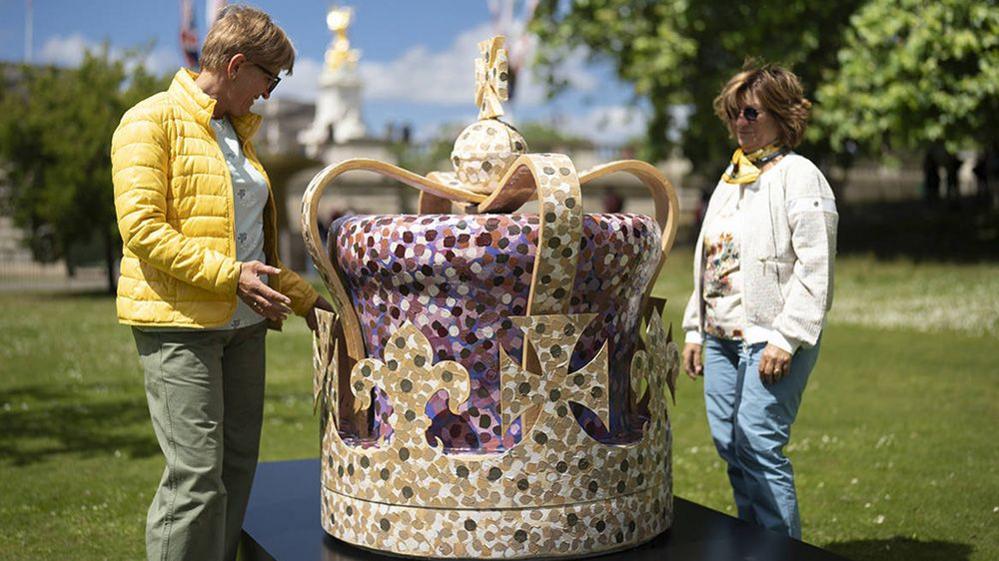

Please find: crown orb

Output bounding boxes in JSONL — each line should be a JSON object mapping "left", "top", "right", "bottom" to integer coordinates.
{"left": 450, "top": 120, "right": 528, "bottom": 195}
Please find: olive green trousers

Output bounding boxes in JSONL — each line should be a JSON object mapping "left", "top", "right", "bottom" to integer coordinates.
{"left": 132, "top": 322, "right": 267, "bottom": 561}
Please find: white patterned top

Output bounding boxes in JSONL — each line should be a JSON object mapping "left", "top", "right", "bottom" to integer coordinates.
{"left": 701, "top": 185, "right": 745, "bottom": 340}
{"left": 210, "top": 116, "right": 268, "bottom": 330}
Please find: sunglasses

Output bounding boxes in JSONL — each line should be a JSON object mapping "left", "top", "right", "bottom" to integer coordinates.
{"left": 247, "top": 61, "right": 281, "bottom": 94}
{"left": 731, "top": 106, "right": 763, "bottom": 122}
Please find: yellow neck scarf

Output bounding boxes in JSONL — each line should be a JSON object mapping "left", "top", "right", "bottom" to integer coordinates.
{"left": 722, "top": 143, "right": 786, "bottom": 184}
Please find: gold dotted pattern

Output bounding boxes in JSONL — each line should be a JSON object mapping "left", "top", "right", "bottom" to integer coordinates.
{"left": 451, "top": 120, "right": 527, "bottom": 194}
{"left": 315, "top": 308, "right": 676, "bottom": 558}
{"left": 474, "top": 36, "right": 509, "bottom": 120}
{"left": 665, "top": 337, "right": 681, "bottom": 404}
{"left": 301, "top": 193, "right": 343, "bottom": 313}
{"left": 322, "top": 478, "right": 671, "bottom": 559}
{"left": 632, "top": 310, "right": 679, "bottom": 410}
{"left": 425, "top": 171, "right": 468, "bottom": 194}
{"left": 518, "top": 154, "right": 583, "bottom": 316}
{"left": 313, "top": 311, "right": 339, "bottom": 416}
{"left": 499, "top": 314, "right": 609, "bottom": 432}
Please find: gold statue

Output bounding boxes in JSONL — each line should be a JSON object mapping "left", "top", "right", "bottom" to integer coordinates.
{"left": 325, "top": 6, "right": 359, "bottom": 71}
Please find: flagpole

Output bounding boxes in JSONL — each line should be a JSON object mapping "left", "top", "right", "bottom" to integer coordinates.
{"left": 206, "top": 0, "right": 227, "bottom": 29}
{"left": 25, "top": 0, "right": 33, "bottom": 63}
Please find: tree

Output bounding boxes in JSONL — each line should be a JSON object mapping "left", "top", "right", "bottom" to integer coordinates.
{"left": 0, "top": 48, "right": 168, "bottom": 293}
{"left": 815, "top": 0, "right": 999, "bottom": 154}
{"left": 529, "top": 0, "right": 865, "bottom": 179}
{"left": 516, "top": 121, "right": 593, "bottom": 152}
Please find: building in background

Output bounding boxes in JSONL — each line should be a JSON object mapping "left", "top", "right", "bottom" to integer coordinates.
{"left": 298, "top": 6, "right": 368, "bottom": 155}
{"left": 256, "top": 98, "right": 314, "bottom": 157}
{"left": 262, "top": 6, "right": 399, "bottom": 271}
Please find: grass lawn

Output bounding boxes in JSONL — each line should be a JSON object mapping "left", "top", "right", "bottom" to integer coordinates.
{"left": 1, "top": 249, "right": 996, "bottom": 560}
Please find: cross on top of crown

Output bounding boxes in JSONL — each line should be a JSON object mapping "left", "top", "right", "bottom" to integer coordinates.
{"left": 474, "top": 36, "right": 510, "bottom": 120}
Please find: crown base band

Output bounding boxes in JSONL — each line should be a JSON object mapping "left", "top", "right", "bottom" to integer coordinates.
{"left": 322, "top": 482, "right": 674, "bottom": 559}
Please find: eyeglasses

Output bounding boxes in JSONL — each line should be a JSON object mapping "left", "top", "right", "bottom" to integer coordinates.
{"left": 247, "top": 61, "right": 281, "bottom": 94}
{"left": 731, "top": 106, "right": 763, "bottom": 122}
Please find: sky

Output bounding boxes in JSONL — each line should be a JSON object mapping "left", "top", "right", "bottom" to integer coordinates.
{"left": 0, "top": 0, "right": 649, "bottom": 144}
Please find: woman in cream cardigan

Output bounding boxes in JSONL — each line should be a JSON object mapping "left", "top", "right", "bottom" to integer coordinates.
{"left": 681, "top": 64, "right": 837, "bottom": 539}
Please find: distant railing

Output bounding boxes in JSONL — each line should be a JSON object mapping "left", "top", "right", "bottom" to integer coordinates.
{"left": 0, "top": 256, "right": 106, "bottom": 293}
{"left": 0, "top": 216, "right": 106, "bottom": 293}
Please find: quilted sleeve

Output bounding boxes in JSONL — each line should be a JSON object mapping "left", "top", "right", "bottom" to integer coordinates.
{"left": 112, "top": 106, "right": 241, "bottom": 295}
{"left": 276, "top": 262, "right": 319, "bottom": 316}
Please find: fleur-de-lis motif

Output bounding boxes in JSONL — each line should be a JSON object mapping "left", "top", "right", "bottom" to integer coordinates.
{"left": 474, "top": 36, "right": 509, "bottom": 120}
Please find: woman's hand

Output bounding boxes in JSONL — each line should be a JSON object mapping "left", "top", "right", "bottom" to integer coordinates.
{"left": 683, "top": 343, "right": 703, "bottom": 380}
{"left": 306, "top": 295, "right": 335, "bottom": 332}
{"left": 238, "top": 261, "right": 292, "bottom": 321}
{"left": 758, "top": 344, "right": 792, "bottom": 384}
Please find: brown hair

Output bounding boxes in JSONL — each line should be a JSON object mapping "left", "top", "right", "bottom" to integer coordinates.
{"left": 199, "top": 4, "right": 295, "bottom": 75}
{"left": 713, "top": 62, "right": 812, "bottom": 147}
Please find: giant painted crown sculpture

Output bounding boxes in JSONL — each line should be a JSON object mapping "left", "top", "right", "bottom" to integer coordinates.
{"left": 303, "top": 36, "right": 681, "bottom": 558}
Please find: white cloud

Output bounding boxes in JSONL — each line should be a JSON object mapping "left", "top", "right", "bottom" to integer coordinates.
{"left": 37, "top": 33, "right": 179, "bottom": 76}
{"left": 139, "top": 47, "right": 181, "bottom": 76}
{"left": 359, "top": 23, "right": 488, "bottom": 105}
{"left": 38, "top": 33, "right": 91, "bottom": 67}
{"left": 354, "top": 23, "right": 599, "bottom": 107}
{"left": 563, "top": 104, "right": 649, "bottom": 145}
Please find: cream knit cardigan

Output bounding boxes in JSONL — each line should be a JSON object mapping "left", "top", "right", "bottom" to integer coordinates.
{"left": 682, "top": 153, "right": 838, "bottom": 354}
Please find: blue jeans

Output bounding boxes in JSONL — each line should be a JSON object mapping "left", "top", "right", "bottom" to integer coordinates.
{"left": 702, "top": 335, "right": 821, "bottom": 539}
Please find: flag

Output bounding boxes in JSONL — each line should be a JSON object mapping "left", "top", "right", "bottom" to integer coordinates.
{"left": 180, "top": 0, "right": 199, "bottom": 68}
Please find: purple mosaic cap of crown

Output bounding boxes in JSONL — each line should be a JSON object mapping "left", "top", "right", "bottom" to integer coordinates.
{"left": 329, "top": 213, "right": 662, "bottom": 451}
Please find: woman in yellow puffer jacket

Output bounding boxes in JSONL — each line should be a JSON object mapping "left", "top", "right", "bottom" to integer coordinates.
{"left": 111, "top": 6, "right": 331, "bottom": 560}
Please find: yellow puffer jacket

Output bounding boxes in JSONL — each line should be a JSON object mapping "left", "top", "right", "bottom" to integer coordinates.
{"left": 112, "top": 69, "right": 318, "bottom": 329}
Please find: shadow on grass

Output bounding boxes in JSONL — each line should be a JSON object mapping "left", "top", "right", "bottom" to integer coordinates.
{"left": 825, "top": 536, "right": 974, "bottom": 561}
{"left": 0, "top": 384, "right": 159, "bottom": 466}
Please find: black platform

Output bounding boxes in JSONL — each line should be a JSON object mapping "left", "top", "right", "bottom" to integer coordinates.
{"left": 242, "top": 459, "right": 847, "bottom": 561}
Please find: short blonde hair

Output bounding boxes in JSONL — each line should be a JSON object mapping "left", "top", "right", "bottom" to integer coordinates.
{"left": 713, "top": 62, "right": 812, "bottom": 148}
{"left": 200, "top": 4, "right": 295, "bottom": 75}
